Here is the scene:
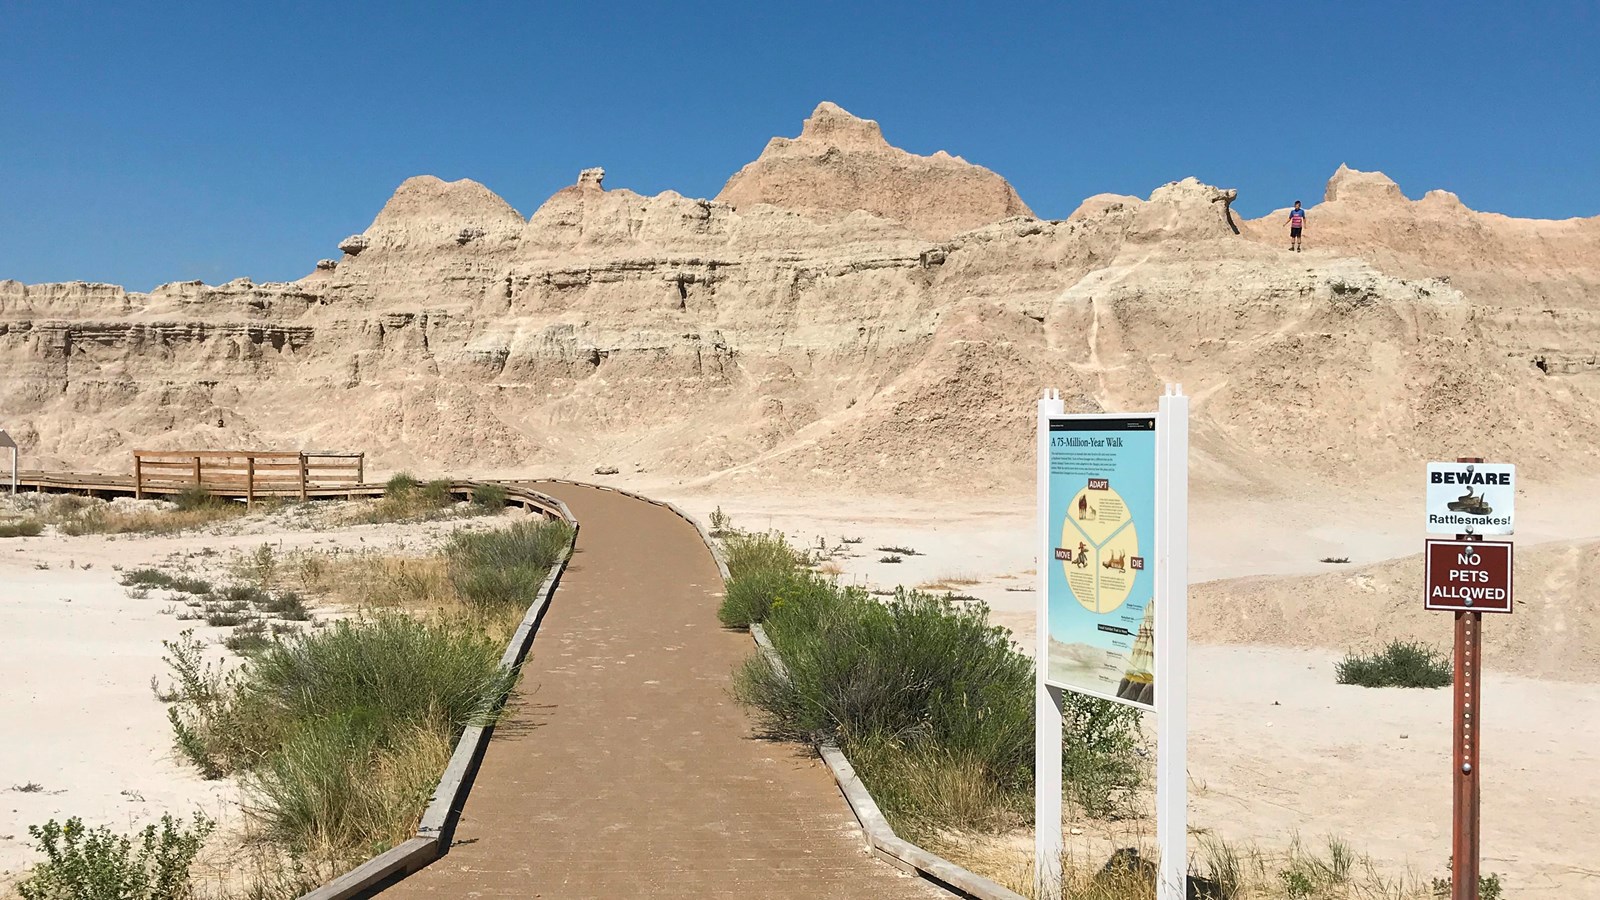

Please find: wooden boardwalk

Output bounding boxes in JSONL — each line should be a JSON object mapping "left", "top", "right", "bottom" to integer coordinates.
{"left": 380, "top": 482, "right": 943, "bottom": 899}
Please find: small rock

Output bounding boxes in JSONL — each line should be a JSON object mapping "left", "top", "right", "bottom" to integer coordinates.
{"left": 338, "top": 234, "right": 369, "bottom": 256}
{"left": 594, "top": 465, "right": 620, "bottom": 475}
{"left": 315, "top": 258, "right": 338, "bottom": 271}
{"left": 1400, "top": 733, "right": 1409, "bottom": 740}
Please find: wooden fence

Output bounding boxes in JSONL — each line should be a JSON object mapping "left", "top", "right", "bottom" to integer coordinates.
{"left": 132, "top": 450, "right": 365, "bottom": 506}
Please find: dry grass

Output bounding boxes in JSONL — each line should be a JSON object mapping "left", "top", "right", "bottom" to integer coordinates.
{"left": 813, "top": 559, "right": 845, "bottom": 576}
{"left": 44, "top": 493, "right": 246, "bottom": 536}
{"left": 918, "top": 572, "right": 982, "bottom": 591}
{"left": 934, "top": 831, "right": 1437, "bottom": 900}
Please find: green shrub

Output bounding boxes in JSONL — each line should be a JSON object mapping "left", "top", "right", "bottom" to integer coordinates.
{"left": 445, "top": 519, "right": 572, "bottom": 614}
{"left": 171, "top": 485, "right": 226, "bottom": 512}
{"left": 217, "top": 583, "right": 270, "bottom": 607}
{"left": 16, "top": 813, "right": 214, "bottom": 900}
{"left": 0, "top": 519, "right": 44, "bottom": 538}
{"left": 120, "top": 569, "right": 213, "bottom": 595}
{"left": 471, "top": 483, "right": 508, "bottom": 510}
{"left": 165, "top": 613, "right": 514, "bottom": 857}
{"left": 367, "top": 474, "right": 465, "bottom": 523}
{"left": 204, "top": 607, "right": 250, "bottom": 627}
{"left": 384, "top": 473, "right": 420, "bottom": 498}
{"left": 261, "top": 590, "right": 312, "bottom": 621}
{"left": 718, "top": 567, "right": 834, "bottom": 629}
{"left": 1337, "top": 640, "right": 1452, "bottom": 688}
{"left": 420, "top": 479, "right": 454, "bottom": 505}
{"left": 732, "top": 562, "right": 1142, "bottom": 832}
{"left": 721, "top": 530, "right": 801, "bottom": 581}
{"left": 225, "top": 621, "right": 273, "bottom": 656}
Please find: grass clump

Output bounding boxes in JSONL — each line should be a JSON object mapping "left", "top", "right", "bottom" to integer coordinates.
{"left": 16, "top": 813, "right": 214, "bottom": 900}
{"left": 1336, "top": 640, "right": 1452, "bottom": 689}
{"left": 471, "top": 482, "right": 508, "bottom": 510}
{"left": 120, "top": 569, "right": 213, "bottom": 595}
{"left": 727, "top": 533, "right": 1142, "bottom": 836}
{"left": 51, "top": 494, "right": 243, "bottom": 536}
{"left": 445, "top": 519, "right": 574, "bottom": 618}
{"left": 224, "top": 620, "right": 273, "bottom": 656}
{"left": 0, "top": 518, "right": 44, "bottom": 538}
{"left": 171, "top": 485, "right": 228, "bottom": 512}
{"left": 384, "top": 473, "right": 420, "bottom": 497}
{"left": 364, "top": 473, "right": 467, "bottom": 523}
{"left": 164, "top": 614, "right": 514, "bottom": 859}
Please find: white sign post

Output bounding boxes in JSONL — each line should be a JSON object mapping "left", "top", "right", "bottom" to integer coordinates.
{"left": 0, "top": 430, "right": 16, "bottom": 496}
{"left": 1036, "top": 386, "right": 1188, "bottom": 899}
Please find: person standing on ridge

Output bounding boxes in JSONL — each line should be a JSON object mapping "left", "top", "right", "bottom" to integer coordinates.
{"left": 1287, "top": 200, "right": 1307, "bottom": 251}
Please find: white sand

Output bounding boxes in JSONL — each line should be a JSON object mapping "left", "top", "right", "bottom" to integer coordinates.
{"left": 0, "top": 543, "right": 234, "bottom": 879}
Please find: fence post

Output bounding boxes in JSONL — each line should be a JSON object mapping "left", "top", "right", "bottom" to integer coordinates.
{"left": 299, "top": 453, "right": 309, "bottom": 501}
{"left": 357, "top": 453, "right": 365, "bottom": 485}
{"left": 192, "top": 456, "right": 202, "bottom": 491}
{"left": 134, "top": 453, "right": 143, "bottom": 500}
{"left": 246, "top": 456, "right": 255, "bottom": 510}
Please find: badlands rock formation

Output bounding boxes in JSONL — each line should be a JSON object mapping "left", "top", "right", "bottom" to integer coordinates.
{"left": 717, "top": 102, "right": 1034, "bottom": 240}
{"left": 2, "top": 105, "right": 1598, "bottom": 497}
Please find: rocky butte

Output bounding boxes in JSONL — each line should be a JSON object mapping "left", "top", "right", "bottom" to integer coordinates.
{"left": 2, "top": 102, "right": 1599, "bottom": 495}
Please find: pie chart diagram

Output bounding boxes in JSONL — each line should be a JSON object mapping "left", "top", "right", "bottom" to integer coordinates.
{"left": 1060, "top": 483, "right": 1140, "bottom": 614}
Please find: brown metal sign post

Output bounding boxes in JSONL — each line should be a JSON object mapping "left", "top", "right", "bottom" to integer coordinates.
{"left": 1425, "top": 457, "right": 1514, "bottom": 900}
{"left": 1452, "top": 540, "right": 1482, "bottom": 900}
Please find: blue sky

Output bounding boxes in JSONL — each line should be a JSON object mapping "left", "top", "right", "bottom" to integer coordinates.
{"left": 3, "top": 2, "right": 1596, "bottom": 290}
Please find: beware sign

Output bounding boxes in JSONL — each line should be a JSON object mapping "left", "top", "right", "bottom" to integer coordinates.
{"left": 1424, "top": 540, "right": 1513, "bottom": 614}
{"left": 1426, "top": 461, "right": 1514, "bottom": 535}
{"left": 0, "top": 430, "right": 14, "bottom": 449}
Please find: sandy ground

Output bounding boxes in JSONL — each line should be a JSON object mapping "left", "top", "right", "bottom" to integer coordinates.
{"left": 0, "top": 502, "right": 503, "bottom": 884}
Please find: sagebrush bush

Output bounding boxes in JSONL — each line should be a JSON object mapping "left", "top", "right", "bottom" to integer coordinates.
{"left": 728, "top": 539, "right": 1144, "bottom": 833}
{"left": 17, "top": 813, "right": 213, "bottom": 900}
{"left": 1337, "top": 640, "right": 1452, "bottom": 688}
{"left": 721, "top": 530, "right": 801, "bottom": 581}
{"left": 718, "top": 567, "right": 835, "bottom": 629}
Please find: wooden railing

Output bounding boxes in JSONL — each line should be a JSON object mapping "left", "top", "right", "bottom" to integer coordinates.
{"left": 132, "top": 450, "right": 365, "bottom": 506}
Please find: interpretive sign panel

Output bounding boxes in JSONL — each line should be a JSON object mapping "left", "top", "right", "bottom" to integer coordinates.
{"left": 1045, "top": 416, "right": 1158, "bottom": 710}
{"left": 1426, "top": 461, "right": 1515, "bottom": 535}
{"left": 1424, "top": 539, "right": 1513, "bottom": 614}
